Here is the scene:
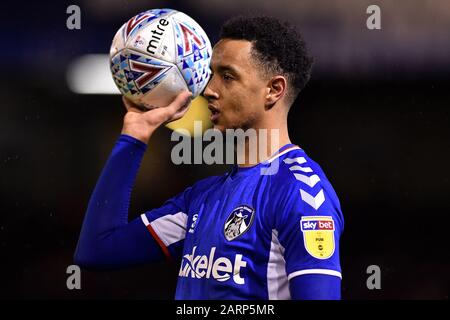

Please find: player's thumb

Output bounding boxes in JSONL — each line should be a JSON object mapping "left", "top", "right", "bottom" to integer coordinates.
{"left": 162, "top": 90, "right": 193, "bottom": 122}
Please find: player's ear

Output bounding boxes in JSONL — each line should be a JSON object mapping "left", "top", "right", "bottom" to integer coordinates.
{"left": 265, "top": 76, "right": 287, "bottom": 110}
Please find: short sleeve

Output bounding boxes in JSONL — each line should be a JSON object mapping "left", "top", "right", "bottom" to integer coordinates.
{"left": 140, "top": 186, "right": 192, "bottom": 261}
{"left": 274, "top": 156, "right": 344, "bottom": 282}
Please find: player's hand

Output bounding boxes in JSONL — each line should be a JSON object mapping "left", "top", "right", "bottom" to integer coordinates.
{"left": 121, "top": 90, "right": 192, "bottom": 144}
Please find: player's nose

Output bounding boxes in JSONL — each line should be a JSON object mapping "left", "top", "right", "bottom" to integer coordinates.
{"left": 203, "top": 77, "right": 219, "bottom": 100}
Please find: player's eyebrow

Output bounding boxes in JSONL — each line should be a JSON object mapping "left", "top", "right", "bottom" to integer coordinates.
{"left": 211, "top": 63, "right": 240, "bottom": 75}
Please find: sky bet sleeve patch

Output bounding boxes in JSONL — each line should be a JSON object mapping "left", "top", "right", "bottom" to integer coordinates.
{"left": 300, "top": 216, "right": 335, "bottom": 259}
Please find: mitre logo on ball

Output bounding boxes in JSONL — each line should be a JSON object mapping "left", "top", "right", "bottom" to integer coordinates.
{"left": 109, "top": 9, "right": 212, "bottom": 111}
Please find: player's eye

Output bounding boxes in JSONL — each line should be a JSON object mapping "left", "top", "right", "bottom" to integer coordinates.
{"left": 222, "top": 73, "right": 234, "bottom": 81}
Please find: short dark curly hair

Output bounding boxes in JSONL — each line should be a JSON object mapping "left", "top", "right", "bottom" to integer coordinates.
{"left": 220, "top": 15, "right": 313, "bottom": 105}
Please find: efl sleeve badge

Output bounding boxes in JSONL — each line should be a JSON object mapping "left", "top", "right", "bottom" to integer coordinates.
{"left": 300, "top": 216, "right": 335, "bottom": 259}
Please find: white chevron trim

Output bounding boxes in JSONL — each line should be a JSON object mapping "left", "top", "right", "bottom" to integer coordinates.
{"left": 294, "top": 173, "right": 321, "bottom": 188}
{"left": 300, "top": 189, "right": 325, "bottom": 210}
{"left": 283, "top": 157, "right": 306, "bottom": 165}
{"left": 288, "top": 165, "right": 313, "bottom": 173}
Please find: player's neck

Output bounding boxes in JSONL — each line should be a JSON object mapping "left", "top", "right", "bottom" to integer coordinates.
{"left": 236, "top": 124, "right": 291, "bottom": 168}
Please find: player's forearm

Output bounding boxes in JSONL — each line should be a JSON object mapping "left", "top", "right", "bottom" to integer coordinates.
{"left": 74, "top": 134, "right": 147, "bottom": 266}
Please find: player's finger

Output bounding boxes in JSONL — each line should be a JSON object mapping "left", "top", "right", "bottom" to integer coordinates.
{"left": 167, "top": 90, "right": 192, "bottom": 114}
{"left": 153, "top": 90, "right": 192, "bottom": 122}
{"left": 167, "top": 99, "right": 191, "bottom": 122}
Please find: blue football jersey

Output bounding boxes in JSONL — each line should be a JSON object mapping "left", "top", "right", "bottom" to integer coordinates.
{"left": 140, "top": 144, "right": 344, "bottom": 299}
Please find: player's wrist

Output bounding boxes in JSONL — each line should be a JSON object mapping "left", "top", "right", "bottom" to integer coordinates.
{"left": 121, "top": 112, "right": 161, "bottom": 144}
{"left": 121, "top": 125, "right": 154, "bottom": 145}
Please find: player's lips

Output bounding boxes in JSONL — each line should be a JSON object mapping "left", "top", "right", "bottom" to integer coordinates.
{"left": 208, "top": 104, "right": 221, "bottom": 122}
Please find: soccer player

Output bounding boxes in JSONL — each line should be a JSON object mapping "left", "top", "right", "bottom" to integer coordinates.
{"left": 75, "top": 16, "right": 344, "bottom": 300}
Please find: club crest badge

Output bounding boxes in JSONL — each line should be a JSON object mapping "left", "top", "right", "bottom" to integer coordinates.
{"left": 300, "top": 216, "right": 336, "bottom": 259}
{"left": 224, "top": 205, "right": 255, "bottom": 241}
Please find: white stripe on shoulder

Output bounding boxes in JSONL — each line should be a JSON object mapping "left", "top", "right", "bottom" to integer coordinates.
{"left": 288, "top": 269, "right": 342, "bottom": 280}
{"left": 140, "top": 212, "right": 188, "bottom": 246}
{"left": 267, "top": 146, "right": 301, "bottom": 163}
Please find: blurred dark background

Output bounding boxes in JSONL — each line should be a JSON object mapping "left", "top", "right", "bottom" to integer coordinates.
{"left": 0, "top": 0, "right": 449, "bottom": 299}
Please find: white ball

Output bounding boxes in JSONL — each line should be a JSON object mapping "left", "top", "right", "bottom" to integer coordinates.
{"left": 110, "top": 9, "right": 212, "bottom": 109}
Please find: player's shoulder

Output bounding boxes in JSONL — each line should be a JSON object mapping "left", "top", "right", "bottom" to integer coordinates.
{"left": 267, "top": 146, "right": 328, "bottom": 186}
{"left": 267, "top": 145, "right": 342, "bottom": 214}
{"left": 265, "top": 146, "right": 344, "bottom": 231}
